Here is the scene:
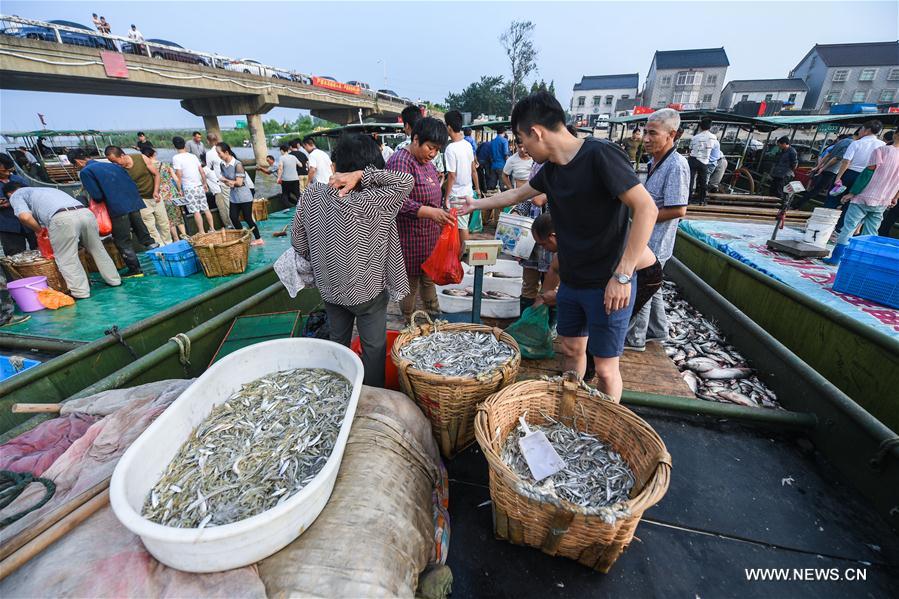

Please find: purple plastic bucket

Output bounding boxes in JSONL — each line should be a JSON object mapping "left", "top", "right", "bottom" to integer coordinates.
{"left": 7, "top": 276, "right": 48, "bottom": 312}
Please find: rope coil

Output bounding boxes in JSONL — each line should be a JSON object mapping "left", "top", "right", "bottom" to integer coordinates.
{"left": 0, "top": 470, "right": 56, "bottom": 528}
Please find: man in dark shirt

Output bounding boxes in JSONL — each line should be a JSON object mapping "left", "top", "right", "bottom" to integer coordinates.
{"left": 69, "top": 149, "right": 156, "bottom": 277}
{"left": 135, "top": 132, "right": 154, "bottom": 154}
{"left": 289, "top": 138, "right": 310, "bottom": 192}
{"left": 0, "top": 153, "right": 36, "bottom": 256}
{"left": 462, "top": 92, "right": 658, "bottom": 400}
{"left": 769, "top": 136, "right": 798, "bottom": 199}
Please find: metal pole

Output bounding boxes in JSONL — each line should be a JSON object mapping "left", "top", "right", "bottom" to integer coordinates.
{"left": 53, "top": 25, "right": 62, "bottom": 44}
{"left": 471, "top": 265, "right": 484, "bottom": 324}
{"left": 738, "top": 125, "right": 753, "bottom": 170}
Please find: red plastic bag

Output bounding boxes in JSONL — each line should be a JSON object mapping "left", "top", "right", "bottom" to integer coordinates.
{"left": 37, "top": 227, "right": 54, "bottom": 259}
{"left": 422, "top": 209, "right": 463, "bottom": 286}
{"left": 89, "top": 199, "right": 112, "bottom": 236}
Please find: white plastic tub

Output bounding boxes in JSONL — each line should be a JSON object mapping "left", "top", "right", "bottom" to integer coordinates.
{"left": 464, "top": 259, "right": 523, "bottom": 278}
{"left": 461, "top": 259, "right": 523, "bottom": 296}
{"left": 437, "top": 283, "right": 520, "bottom": 318}
{"left": 110, "top": 338, "right": 364, "bottom": 573}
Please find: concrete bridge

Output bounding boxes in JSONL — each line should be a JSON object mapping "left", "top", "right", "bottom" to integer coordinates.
{"left": 0, "top": 34, "right": 411, "bottom": 163}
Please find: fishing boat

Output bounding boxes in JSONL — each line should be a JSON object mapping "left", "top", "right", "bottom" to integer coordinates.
{"left": 1, "top": 129, "right": 115, "bottom": 194}
{"left": 2, "top": 251, "right": 897, "bottom": 595}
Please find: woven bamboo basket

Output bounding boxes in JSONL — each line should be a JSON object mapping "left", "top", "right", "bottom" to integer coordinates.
{"left": 252, "top": 199, "right": 269, "bottom": 222}
{"left": 79, "top": 238, "right": 126, "bottom": 273}
{"left": 188, "top": 229, "right": 251, "bottom": 277}
{"left": 1, "top": 256, "right": 69, "bottom": 293}
{"left": 391, "top": 311, "right": 520, "bottom": 458}
{"left": 474, "top": 374, "right": 671, "bottom": 573}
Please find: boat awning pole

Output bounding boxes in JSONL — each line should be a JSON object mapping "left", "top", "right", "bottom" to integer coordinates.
{"left": 738, "top": 125, "right": 754, "bottom": 170}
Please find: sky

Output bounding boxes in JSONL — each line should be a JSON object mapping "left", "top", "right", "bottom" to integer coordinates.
{"left": 1, "top": 0, "right": 897, "bottom": 131}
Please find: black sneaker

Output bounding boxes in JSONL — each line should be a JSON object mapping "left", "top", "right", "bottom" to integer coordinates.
{"left": 122, "top": 270, "right": 145, "bottom": 279}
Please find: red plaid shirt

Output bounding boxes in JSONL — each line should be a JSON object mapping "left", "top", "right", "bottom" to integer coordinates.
{"left": 386, "top": 148, "right": 442, "bottom": 276}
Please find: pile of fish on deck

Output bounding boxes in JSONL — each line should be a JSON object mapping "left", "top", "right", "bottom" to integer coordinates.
{"left": 662, "top": 282, "right": 779, "bottom": 409}
{"left": 501, "top": 415, "right": 635, "bottom": 516}
{"left": 398, "top": 331, "right": 516, "bottom": 377}
{"left": 142, "top": 368, "right": 351, "bottom": 528}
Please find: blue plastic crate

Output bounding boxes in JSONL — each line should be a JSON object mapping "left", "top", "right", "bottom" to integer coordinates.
{"left": 148, "top": 240, "right": 201, "bottom": 277}
{"left": 1, "top": 355, "right": 40, "bottom": 382}
{"left": 833, "top": 237, "right": 899, "bottom": 309}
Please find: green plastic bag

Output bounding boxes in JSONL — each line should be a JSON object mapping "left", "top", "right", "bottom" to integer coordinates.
{"left": 505, "top": 304, "right": 554, "bottom": 360}
{"left": 468, "top": 210, "right": 483, "bottom": 233}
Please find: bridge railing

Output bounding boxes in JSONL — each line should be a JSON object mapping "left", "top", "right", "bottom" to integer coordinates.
{"left": 0, "top": 15, "right": 314, "bottom": 91}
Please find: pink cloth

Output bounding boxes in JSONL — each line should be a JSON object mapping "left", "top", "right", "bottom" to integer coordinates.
{"left": 0, "top": 413, "right": 99, "bottom": 476}
{"left": 853, "top": 144, "right": 899, "bottom": 206}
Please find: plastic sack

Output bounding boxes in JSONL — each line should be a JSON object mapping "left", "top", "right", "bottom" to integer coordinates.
{"left": 37, "top": 228, "right": 53, "bottom": 259}
{"left": 505, "top": 304, "right": 554, "bottom": 360}
{"left": 88, "top": 199, "right": 112, "bottom": 236}
{"left": 468, "top": 210, "right": 483, "bottom": 233}
{"left": 422, "top": 208, "right": 463, "bottom": 286}
{"left": 37, "top": 287, "right": 75, "bottom": 310}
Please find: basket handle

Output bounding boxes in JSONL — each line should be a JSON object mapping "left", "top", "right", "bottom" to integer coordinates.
{"left": 406, "top": 310, "right": 435, "bottom": 335}
{"left": 559, "top": 370, "right": 579, "bottom": 426}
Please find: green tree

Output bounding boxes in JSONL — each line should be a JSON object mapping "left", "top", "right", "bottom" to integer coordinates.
{"left": 445, "top": 75, "right": 511, "bottom": 117}
{"left": 499, "top": 21, "right": 538, "bottom": 107}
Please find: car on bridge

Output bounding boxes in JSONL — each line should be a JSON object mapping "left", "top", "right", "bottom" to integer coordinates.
{"left": 348, "top": 81, "right": 376, "bottom": 97}
{"left": 377, "top": 89, "right": 401, "bottom": 102}
{"left": 0, "top": 19, "right": 116, "bottom": 51}
{"left": 121, "top": 38, "right": 209, "bottom": 66}
{"left": 223, "top": 58, "right": 290, "bottom": 79}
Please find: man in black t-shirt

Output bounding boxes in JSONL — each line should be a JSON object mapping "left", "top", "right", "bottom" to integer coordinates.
{"left": 289, "top": 138, "right": 310, "bottom": 191}
{"left": 462, "top": 92, "right": 658, "bottom": 400}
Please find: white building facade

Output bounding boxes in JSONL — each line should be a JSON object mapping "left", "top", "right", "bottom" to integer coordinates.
{"left": 642, "top": 48, "right": 729, "bottom": 110}
{"left": 718, "top": 79, "right": 809, "bottom": 110}
{"left": 570, "top": 74, "right": 639, "bottom": 127}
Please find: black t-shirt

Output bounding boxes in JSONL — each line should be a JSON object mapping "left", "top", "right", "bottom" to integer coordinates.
{"left": 137, "top": 140, "right": 154, "bottom": 153}
{"left": 290, "top": 150, "right": 309, "bottom": 175}
{"left": 529, "top": 138, "right": 640, "bottom": 289}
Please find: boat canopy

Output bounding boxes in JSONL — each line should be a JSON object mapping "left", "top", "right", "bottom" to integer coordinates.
{"left": 308, "top": 123, "right": 404, "bottom": 138}
{"left": 2, "top": 129, "right": 107, "bottom": 139}
{"left": 609, "top": 110, "right": 899, "bottom": 131}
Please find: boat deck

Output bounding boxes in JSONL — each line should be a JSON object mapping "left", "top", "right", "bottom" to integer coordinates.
{"left": 447, "top": 409, "right": 899, "bottom": 598}
{"left": 1, "top": 210, "right": 296, "bottom": 344}
{"left": 679, "top": 219, "right": 899, "bottom": 340}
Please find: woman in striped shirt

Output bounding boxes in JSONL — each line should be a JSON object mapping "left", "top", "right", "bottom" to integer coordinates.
{"left": 291, "top": 134, "right": 413, "bottom": 387}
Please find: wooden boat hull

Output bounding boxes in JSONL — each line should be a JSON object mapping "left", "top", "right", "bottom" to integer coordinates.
{"left": 674, "top": 229, "right": 899, "bottom": 433}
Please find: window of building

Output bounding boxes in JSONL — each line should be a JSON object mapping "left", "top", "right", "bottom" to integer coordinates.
{"left": 702, "top": 93, "right": 713, "bottom": 103}
{"left": 888, "top": 68, "right": 899, "bottom": 81}
{"left": 661, "top": 75, "right": 672, "bottom": 86}
{"left": 788, "top": 93, "right": 797, "bottom": 103}
{"left": 832, "top": 69, "right": 849, "bottom": 82}
{"left": 707, "top": 74, "right": 717, "bottom": 85}
{"left": 577, "top": 96, "right": 585, "bottom": 107}
{"left": 741, "top": 94, "right": 749, "bottom": 102}
{"left": 676, "top": 71, "right": 703, "bottom": 86}
{"left": 858, "top": 68, "right": 877, "bottom": 82}
{"left": 879, "top": 89, "right": 895, "bottom": 103}
{"left": 851, "top": 90, "right": 867, "bottom": 103}
{"left": 621, "top": 94, "right": 629, "bottom": 100}
{"left": 592, "top": 95, "right": 600, "bottom": 105}
{"left": 673, "top": 91, "right": 699, "bottom": 105}
{"left": 764, "top": 94, "right": 774, "bottom": 102}
{"left": 605, "top": 95, "right": 613, "bottom": 105}
{"left": 824, "top": 91, "right": 841, "bottom": 104}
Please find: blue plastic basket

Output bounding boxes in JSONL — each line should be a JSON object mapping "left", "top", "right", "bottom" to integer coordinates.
{"left": 148, "top": 240, "right": 201, "bottom": 278}
{"left": 832, "top": 236, "right": 899, "bottom": 309}
{"left": 1, "top": 355, "right": 40, "bottom": 382}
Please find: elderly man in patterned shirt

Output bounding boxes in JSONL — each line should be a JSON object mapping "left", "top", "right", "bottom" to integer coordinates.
{"left": 625, "top": 108, "right": 689, "bottom": 352}
{"left": 386, "top": 117, "right": 453, "bottom": 323}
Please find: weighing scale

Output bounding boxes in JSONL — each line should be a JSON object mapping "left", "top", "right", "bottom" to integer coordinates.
{"left": 765, "top": 180, "right": 830, "bottom": 258}
{"left": 462, "top": 239, "right": 503, "bottom": 324}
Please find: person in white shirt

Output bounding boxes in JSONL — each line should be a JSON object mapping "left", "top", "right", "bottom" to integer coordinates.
{"left": 443, "top": 110, "right": 480, "bottom": 242}
{"left": 171, "top": 136, "right": 213, "bottom": 234}
{"left": 688, "top": 117, "right": 715, "bottom": 205}
{"left": 127, "top": 24, "right": 144, "bottom": 43}
{"left": 302, "top": 137, "right": 333, "bottom": 185}
{"left": 502, "top": 144, "right": 535, "bottom": 190}
{"left": 831, "top": 119, "right": 886, "bottom": 232}
{"left": 378, "top": 137, "right": 394, "bottom": 162}
{"left": 204, "top": 132, "right": 232, "bottom": 228}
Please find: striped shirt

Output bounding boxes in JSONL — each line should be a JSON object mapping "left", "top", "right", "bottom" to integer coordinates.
{"left": 852, "top": 144, "right": 899, "bottom": 207}
{"left": 386, "top": 148, "right": 443, "bottom": 276}
{"left": 291, "top": 168, "right": 413, "bottom": 306}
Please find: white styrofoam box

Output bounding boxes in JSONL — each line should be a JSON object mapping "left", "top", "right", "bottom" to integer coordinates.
{"left": 110, "top": 339, "right": 363, "bottom": 573}
{"left": 437, "top": 283, "right": 521, "bottom": 318}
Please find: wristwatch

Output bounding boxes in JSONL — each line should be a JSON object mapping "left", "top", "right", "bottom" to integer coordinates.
{"left": 612, "top": 272, "right": 632, "bottom": 285}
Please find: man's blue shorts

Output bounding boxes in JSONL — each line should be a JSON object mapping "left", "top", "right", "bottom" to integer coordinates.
{"left": 556, "top": 282, "right": 637, "bottom": 358}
